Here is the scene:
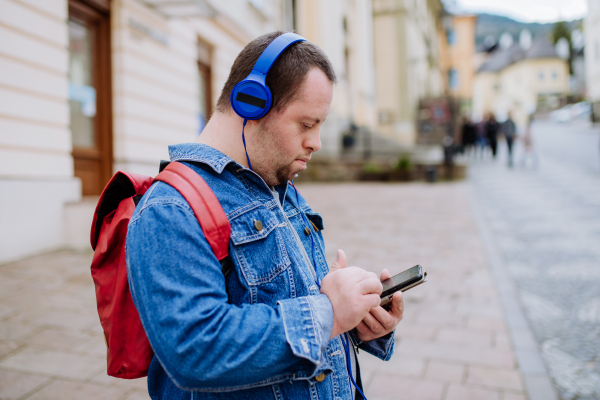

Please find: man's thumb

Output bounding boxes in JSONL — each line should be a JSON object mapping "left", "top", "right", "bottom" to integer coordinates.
{"left": 330, "top": 249, "right": 347, "bottom": 271}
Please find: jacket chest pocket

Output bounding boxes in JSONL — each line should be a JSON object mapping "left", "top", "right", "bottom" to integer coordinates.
{"left": 229, "top": 207, "right": 291, "bottom": 286}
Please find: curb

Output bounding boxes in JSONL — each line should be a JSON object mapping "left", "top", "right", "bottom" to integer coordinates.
{"left": 468, "top": 185, "right": 559, "bottom": 400}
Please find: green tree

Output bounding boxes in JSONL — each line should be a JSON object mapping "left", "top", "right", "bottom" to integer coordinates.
{"left": 551, "top": 21, "right": 573, "bottom": 75}
{"left": 551, "top": 21, "right": 571, "bottom": 44}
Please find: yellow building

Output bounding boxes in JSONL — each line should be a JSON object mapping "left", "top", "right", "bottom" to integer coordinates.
{"left": 473, "top": 36, "right": 569, "bottom": 129}
{"left": 372, "top": 0, "right": 446, "bottom": 145}
{"left": 446, "top": 15, "right": 477, "bottom": 104}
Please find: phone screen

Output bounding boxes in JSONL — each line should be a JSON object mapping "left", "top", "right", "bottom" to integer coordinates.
{"left": 381, "top": 265, "right": 422, "bottom": 294}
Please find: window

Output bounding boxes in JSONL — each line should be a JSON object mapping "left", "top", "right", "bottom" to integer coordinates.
{"left": 448, "top": 69, "right": 459, "bottom": 90}
{"left": 197, "top": 39, "right": 212, "bottom": 136}
{"left": 552, "top": 70, "right": 558, "bottom": 80}
{"left": 538, "top": 70, "right": 544, "bottom": 81}
{"left": 69, "top": 0, "right": 112, "bottom": 196}
{"left": 447, "top": 29, "right": 456, "bottom": 45}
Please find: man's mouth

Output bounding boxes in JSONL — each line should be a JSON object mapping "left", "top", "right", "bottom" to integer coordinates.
{"left": 295, "top": 157, "right": 310, "bottom": 167}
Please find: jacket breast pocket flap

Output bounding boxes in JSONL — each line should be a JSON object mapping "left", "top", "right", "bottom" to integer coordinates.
{"left": 304, "top": 211, "right": 324, "bottom": 231}
{"left": 229, "top": 207, "right": 291, "bottom": 285}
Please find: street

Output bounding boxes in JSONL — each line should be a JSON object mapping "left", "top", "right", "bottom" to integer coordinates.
{"left": 469, "top": 119, "right": 600, "bottom": 400}
{"left": 0, "top": 120, "right": 598, "bottom": 400}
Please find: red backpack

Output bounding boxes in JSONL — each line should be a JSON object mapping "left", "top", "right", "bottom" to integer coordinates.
{"left": 90, "top": 162, "right": 231, "bottom": 379}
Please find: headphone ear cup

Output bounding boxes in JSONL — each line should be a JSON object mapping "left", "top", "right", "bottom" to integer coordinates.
{"left": 230, "top": 80, "right": 272, "bottom": 120}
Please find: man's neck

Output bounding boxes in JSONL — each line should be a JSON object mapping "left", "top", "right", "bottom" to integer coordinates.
{"left": 195, "top": 111, "right": 250, "bottom": 168}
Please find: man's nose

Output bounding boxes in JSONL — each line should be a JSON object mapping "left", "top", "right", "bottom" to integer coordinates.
{"left": 305, "top": 128, "right": 321, "bottom": 153}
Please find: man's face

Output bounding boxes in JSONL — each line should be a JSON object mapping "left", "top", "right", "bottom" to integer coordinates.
{"left": 248, "top": 67, "right": 333, "bottom": 186}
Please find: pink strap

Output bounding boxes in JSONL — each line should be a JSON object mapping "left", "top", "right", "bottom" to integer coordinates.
{"left": 154, "top": 163, "right": 230, "bottom": 261}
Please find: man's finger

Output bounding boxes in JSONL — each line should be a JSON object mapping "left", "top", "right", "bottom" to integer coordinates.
{"left": 329, "top": 249, "right": 347, "bottom": 272}
{"left": 362, "top": 312, "right": 386, "bottom": 335}
{"left": 389, "top": 291, "right": 404, "bottom": 318}
{"left": 368, "top": 306, "right": 395, "bottom": 328}
{"left": 380, "top": 268, "right": 391, "bottom": 282}
{"left": 359, "top": 278, "right": 383, "bottom": 296}
{"left": 364, "top": 293, "right": 382, "bottom": 310}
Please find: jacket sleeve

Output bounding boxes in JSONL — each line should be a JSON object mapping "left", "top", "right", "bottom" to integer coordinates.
{"left": 126, "top": 197, "right": 333, "bottom": 391}
{"left": 347, "top": 328, "right": 395, "bottom": 361}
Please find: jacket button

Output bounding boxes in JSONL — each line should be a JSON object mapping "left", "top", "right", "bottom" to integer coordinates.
{"left": 315, "top": 372, "right": 326, "bottom": 382}
{"left": 254, "top": 220, "right": 263, "bottom": 231}
{"left": 304, "top": 226, "right": 310, "bottom": 235}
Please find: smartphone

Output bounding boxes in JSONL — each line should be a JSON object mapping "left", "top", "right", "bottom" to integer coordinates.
{"left": 380, "top": 265, "right": 427, "bottom": 308}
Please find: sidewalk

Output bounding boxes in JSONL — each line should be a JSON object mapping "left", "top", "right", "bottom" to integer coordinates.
{"left": 0, "top": 182, "right": 529, "bottom": 400}
{"left": 301, "top": 182, "right": 528, "bottom": 400}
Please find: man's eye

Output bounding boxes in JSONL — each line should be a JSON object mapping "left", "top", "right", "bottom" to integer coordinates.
{"left": 302, "top": 124, "right": 312, "bottom": 130}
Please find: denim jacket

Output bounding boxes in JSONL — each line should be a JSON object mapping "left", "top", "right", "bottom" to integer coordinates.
{"left": 126, "top": 143, "right": 395, "bottom": 400}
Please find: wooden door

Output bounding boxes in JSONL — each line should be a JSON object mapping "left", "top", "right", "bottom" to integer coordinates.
{"left": 68, "top": 0, "right": 112, "bottom": 195}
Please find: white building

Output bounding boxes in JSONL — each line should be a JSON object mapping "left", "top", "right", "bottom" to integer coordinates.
{"left": 585, "top": 0, "right": 600, "bottom": 121}
{"left": 292, "top": 0, "right": 378, "bottom": 157}
{"left": 0, "top": 0, "right": 283, "bottom": 264}
{"left": 371, "top": 0, "right": 446, "bottom": 145}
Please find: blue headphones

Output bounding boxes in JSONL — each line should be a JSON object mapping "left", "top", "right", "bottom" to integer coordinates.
{"left": 230, "top": 33, "right": 306, "bottom": 120}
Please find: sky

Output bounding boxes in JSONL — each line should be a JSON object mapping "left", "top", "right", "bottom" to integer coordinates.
{"left": 451, "top": 0, "right": 588, "bottom": 23}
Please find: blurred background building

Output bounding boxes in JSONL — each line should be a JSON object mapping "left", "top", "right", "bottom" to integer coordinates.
{"left": 585, "top": 0, "right": 600, "bottom": 121}
{"left": 473, "top": 33, "right": 569, "bottom": 129}
{"left": 445, "top": 14, "right": 477, "bottom": 113}
{"left": 0, "top": 0, "right": 283, "bottom": 263}
{"left": 0, "top": 0, "right": 595, "bottom": 263}
{"left": 372, "top": 0, "right": 447, "bottom": 146}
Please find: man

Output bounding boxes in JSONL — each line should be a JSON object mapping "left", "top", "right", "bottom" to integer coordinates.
{"left": 485, "top": 113, "right": 499, "bottom": 158}
{"left": 502, "top": 112, "right": 517, "bottom": 167}
{"left": 126, "top": 31, "right": 404, "bottom": 400}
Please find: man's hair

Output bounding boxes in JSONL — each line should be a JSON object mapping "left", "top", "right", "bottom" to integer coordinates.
{"left": 216, "top": 31, "right": 337, "bottom": 115}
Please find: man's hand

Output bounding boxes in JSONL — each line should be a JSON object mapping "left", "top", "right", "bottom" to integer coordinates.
{"left": 355, "top": 268, "right": 404, "bottom": 342}
{"left": 320, "top": 250, "right": 382, "bottom": 339}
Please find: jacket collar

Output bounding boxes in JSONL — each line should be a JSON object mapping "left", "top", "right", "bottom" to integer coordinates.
{"left": 168, "top": 143, "right": 236, "bottom": 174}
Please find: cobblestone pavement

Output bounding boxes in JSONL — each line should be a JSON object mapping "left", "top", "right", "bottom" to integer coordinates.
{"left": 468, "top": 120, "right": 600, "bottom": 400}
{"left": 301, "top": 182, "right": 527, "bottom": 400}
{"left": 0, "top": 181, "right": 529, "bottom": 400}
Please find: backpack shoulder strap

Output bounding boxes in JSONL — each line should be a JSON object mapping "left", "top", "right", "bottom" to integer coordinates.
{"left": 154, "top": 162, "right": 231, "bottom": 261}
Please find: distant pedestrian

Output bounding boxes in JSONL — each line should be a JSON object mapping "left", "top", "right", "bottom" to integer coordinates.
{"left": 485, "top": 113, "right": 499, "bottom": 158}
{"left": 475, "top": 119, "right": 488, "bottom": 158}
{"left": 461, "top": 116, "right": 477, "bottom": 157}
{"left": 502, "top": 112, "right": 517, "bottom": 167}
{"left": 519, "top": 113, "right": 538, "bottom": 168}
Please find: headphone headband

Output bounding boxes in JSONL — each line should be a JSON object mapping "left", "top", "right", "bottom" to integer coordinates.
{"left": 230, "top": 32, "right": 307, "bottom": 120}
{"left": 253, "top": 32, "right": 306, "bottom": 75}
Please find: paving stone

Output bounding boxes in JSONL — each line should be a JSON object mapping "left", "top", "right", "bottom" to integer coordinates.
{"left": 466, "top": 316, "right": 507, "bottom": 333}
{"left": 395, "top": 325, "right": 437, "bottom": 340}
{"left": 366, "top": 373, "right": 444, "bottom": 400}
{"left": 424, "top": 361, "right": 465, "bottom": 383}
{"left": 0, "top": 369, "right": 50, "bottom": 400}
{"left": 26, "top": 328, "right": 93, "bottom": 351}
{"left": 0, "top": 321, "right": 37, "bottom": 341}
{"left": 502, "top": 392, "right": 528, "bottom": 400}
{"left": 0, "top": 340, "right": 20, "bottom": 359}
{"left": 445, "top": 383, "right": 500, "bottom": 400}
{"left": 435, "top": 328, "right": 492, "bottom": 348}
{"left": 0, "top": 348, "right": 104, "bottom": 380}
{"left": 395, "top": 338, "right": 515, "bottom": 368}
{"left": 121, "top": 390, "right": 151, "bottom": 400}
{"left": 24, "top": 379, "right": 127, "bottom": 400}
{"left": 90, "top": 371, "right": 148, "bottom": 391}
{"left": 467, "top": 365, "right": 524, "bottom": 391}
{"left": 13, "top": 309, "right": 99, "bottom": 331}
